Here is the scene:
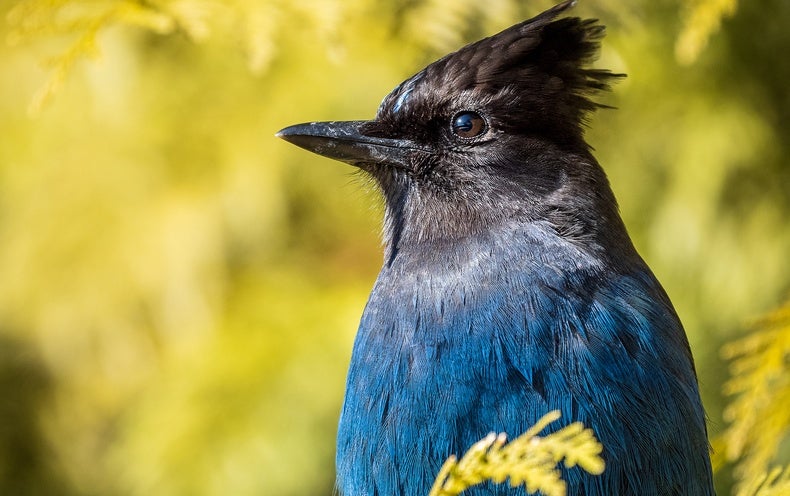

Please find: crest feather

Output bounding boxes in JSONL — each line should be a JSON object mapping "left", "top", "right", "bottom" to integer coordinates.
{"left": 380, "top": 1, "right": 622, "bottom": 130}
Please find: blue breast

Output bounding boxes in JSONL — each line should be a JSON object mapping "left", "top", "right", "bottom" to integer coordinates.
{"left": 335, "top": 225, "right": 713, "bottom": 496}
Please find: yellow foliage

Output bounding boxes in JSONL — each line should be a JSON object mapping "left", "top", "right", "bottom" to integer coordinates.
{"left": 736, "top": 466, "right": 790, "bottom": 496}
{"left": 7, "top": 0, "right": 175, "bottom": 112}
{"left": 676, "top": 0, "right": 739, "bottom": 64}
{"left": 428, "top": 411, "right": 605, "bottom": 496}
{"left": 6, "top": 0, "right": 349, "bottom": 112}
{"left": 719, "top": 301, "right": 790, "bottom": 491}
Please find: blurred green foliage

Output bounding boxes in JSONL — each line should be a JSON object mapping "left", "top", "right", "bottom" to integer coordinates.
{"left": 0, "top": 0, "right": 787, "bottom": 495}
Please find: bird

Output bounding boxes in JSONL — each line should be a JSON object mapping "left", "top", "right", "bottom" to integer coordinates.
{"left": 276, "top": 1, "right": 715, "bottom": 495}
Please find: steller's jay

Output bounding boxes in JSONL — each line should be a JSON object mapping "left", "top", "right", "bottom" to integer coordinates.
{"left": 277, "top": 1, "right": 714, "bottom": 495}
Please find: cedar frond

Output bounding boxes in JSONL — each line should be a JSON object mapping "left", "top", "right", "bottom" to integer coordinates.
{"left": 720, "top": 300, "right": 790, "bottom": 491}
{"left": 428, "top": 410, "right": 605, "bottom": 496}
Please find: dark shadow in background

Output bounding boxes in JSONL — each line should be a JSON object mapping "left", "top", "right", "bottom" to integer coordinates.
{"left": 0, "top": 332, "right": 77, "bottom": 496}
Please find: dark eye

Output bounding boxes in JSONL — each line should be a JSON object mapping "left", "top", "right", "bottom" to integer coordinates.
{"left": 451, "top": 111, "right": 486, "bottom": 139}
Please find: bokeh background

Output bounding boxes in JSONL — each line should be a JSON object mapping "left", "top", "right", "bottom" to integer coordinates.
{"left": 0, "top": 0, "right": 788, "bottom": 495}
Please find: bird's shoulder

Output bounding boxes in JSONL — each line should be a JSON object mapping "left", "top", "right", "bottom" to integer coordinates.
{"left": 356, "top": 221, "right": 694, "bottom": 390}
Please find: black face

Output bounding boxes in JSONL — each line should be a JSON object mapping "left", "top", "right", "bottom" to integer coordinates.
{"left": 359, "top": 77, "right": 580, "bottom": 206}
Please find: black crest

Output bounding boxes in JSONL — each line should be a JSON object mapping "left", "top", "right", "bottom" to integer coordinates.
{"left": 378, "top": 0, "right": 623, "bottom": 140}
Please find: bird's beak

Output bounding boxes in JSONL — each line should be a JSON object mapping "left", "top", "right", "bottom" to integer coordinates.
{"left": 276, "top": 121, "right": 419, "bottom": 170}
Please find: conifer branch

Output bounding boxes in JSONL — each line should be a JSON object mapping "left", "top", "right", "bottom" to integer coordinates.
{"left": 428, "top": 411, "right": 605, "bottom": 496}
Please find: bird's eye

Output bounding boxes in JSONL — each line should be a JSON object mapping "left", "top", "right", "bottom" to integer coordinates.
{"left": 451, "top": 111, "right": 486, "bottom": 139}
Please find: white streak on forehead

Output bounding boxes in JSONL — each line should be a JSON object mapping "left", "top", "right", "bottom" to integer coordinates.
{"left": 378, "top": 74, "right": 424, "bottom": 116}
{"left": 392, "top": 87, "right": 414, "bottom": 113}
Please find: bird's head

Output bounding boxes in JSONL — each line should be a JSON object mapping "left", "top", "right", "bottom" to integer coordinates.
{"left": 278, "top": 1, "right": 626, "bottom": 255}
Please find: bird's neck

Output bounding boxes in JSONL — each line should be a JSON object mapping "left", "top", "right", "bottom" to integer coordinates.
{"left": 382, "top": 205, "right": 638, "bottom": 272}
{"left": 381, "top": 219, "right": 623, "bottom": 280}
{"left": 379, "top": 163, "right": 637, "bottom": 267}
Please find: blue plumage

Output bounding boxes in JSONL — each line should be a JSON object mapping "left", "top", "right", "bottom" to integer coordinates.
{"left": 337, "top": 223, "right": 712, "bottom": 495}
{"left": 277, "top": 1, "right": 715, "bottom": 494}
